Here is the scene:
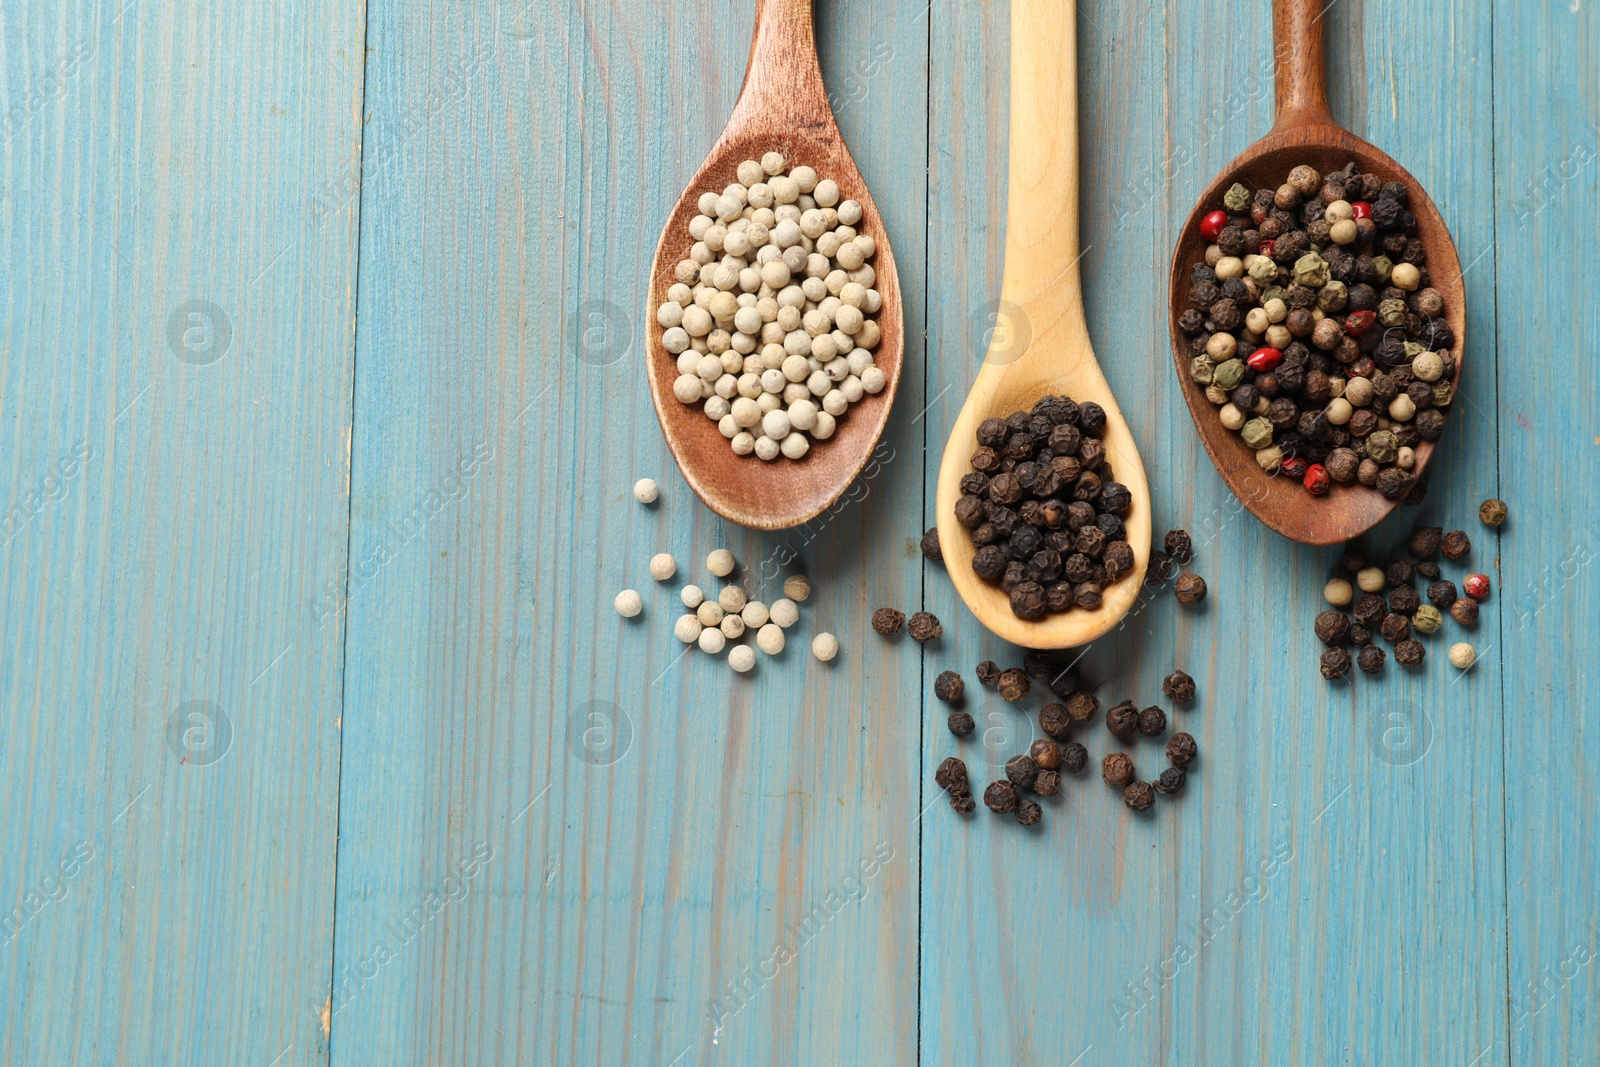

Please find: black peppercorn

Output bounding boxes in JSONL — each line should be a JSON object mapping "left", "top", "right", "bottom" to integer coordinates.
{"left": 972, "top": 545, "right": 1007, "bottom": 581}
{"left": 1415, "top": 560, "right": 1441, "bottom": 581}
{"left": 1174, "top": 573, "right": 1207, "bottom": 605}
{"left": 1388, "top": 584, "right": 1421, "bottom": 615}
{"left": 935, "top": 757, "right": 969, "bottom": 793}
{"left": 1014, "top": 798, "right": 1043, "bottom": 826}
{"left": 1349, "top": 622, "right": 1373, "bottom": 646}
{"left": 1065, "top": 692, "right": 1099, "bottom": 723}
{"left": 1450, "top": 598, "right": 1479, "bottom": 625}
{"left": 1079, "top": 402, "right": 1107, "bottom": 437}
{"left": 1029, "top": 738, "right": 1063, "bottom": 770}
{"left": 1164, "top": 529, "right": 1194, "bottom": 565}
{"left": 921, "top": 527, "right": 943, "bottom": 563}
{"left": 1162, "top": 670, "right": 1196, "bottom": 705}
{"left": 996, "top": 669, "right": 1030, "bottom": 702}
{"left": 1353, "top": 593, "right": 1387, "bottom": 627}
{"left": 1106, "top": 700, "right": 1139, "bottom": 741}
{"left": 1379, "top": 612, "right": 1412, "bottom": 643}
{"left": 983, "top": 780, "right": 1019, "bottom": 814}
{"left": 1341, "top": 543, "right": 1367, "bottom": 572}
{"left": 1102, "top": 752, "right": 1136, "bottom": 788}
{"left": 907, "top": 612, "right": 942, "bottom": 642}
{"left": 1146, "top": 550, "right": 1173, "bottom": 584}
{"left": 1061, "top": 741, "right": 1089, "bottom": 773}
{"left": 934, "top": 671, "right": 965, "bottom": 703}
{"left": 1166, "top": 732, "right": 1198, "bottom": 767}
{"left": 1441, "top": 530, "right": 1471, "bottom": 560}
{"left": 976, "top": 660, "right": 1000, "bottom": 687}
{"left": 1074, "top": 583, "right": 1103, "bottom": 610}
{"left": 1045, "top": 666, "right": 1082, "bottom": 699}
{"left": 1137, "top": 706, "right": 1167, "bottom": 737}
{"left": 1032, "top": 769, "right": 1061, "bottom": 797}
{"left": 1356, "top": 643, "right": 1386, "bottom": 674}
{"left": 1315, "top": 610, "right": 1351, "bottom": 645}
{"left": 1386, "top": 559, "right": 1415, "bottom": 587}
{"left": 1153, "top": 765, "right": 1187, "bottom": 796}
{"left": 1039, "top": 704, "right": 1071, "bottom": 740}
{"left": 1408, "top": 526, "right": 1442, "bottom": 557}
{"left": 1123, "top": 781, "right": 1155, "bottom": 812}
{"left": 1005, "top": 754, "right": 1040, "bottom": 789}
{"left": 872, "top": 608, "right": 905, "bottom": 637}
{"left": 1394, "top": 638, "right": 1425, "bottom": 666}
{"left": 1426, "top": 579, "right": 1457, "bottom": 609}
{"left": 1010, "top": 581, "right": 1047, "bottom": 620}
{"left": 951, "top": 793, "right": 976, "bottom": 814}
{"left": 1320, "top": 647, "right": 1352, "bottom": 679}
{"left": 947, "top": 711, "right": 975, "bottom": 737}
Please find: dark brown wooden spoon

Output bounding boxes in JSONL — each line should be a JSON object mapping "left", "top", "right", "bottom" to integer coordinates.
{"left": 644, "top": 0, "right": 903, "bottom": 530}
{"left": 1168, "top": 0, "right": 1465, "bottom": 546}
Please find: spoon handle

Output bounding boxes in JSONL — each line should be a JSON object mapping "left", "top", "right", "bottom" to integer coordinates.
{"left": 1272, "top": 0, "right": 1337, "bottom": 131}
{"left": 1000, "top": 0, "right": 1085, "bottom": 332}
{"left": 730, "top": 0, "right": 830, "bottom": 129}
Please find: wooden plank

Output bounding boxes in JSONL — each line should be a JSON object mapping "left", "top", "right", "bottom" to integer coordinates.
{"left": 0, "top": 1, "right": 362, "bottom": 1064}
{"left": 328, "top": 2, "right": 926, "bottom": 1062}
{"left": 1491, "top": 1, "right": 1600, "bottom": 1062}
{"left": 920, "top": 0, "right": 1508, "bottom": 1062}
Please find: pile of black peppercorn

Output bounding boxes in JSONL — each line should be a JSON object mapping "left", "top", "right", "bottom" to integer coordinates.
{"left": 953, "top": 394, "right": 1137, "bottom": 620}
{"left": 1179, "top": 162, "right": 1455, "bottom": 500}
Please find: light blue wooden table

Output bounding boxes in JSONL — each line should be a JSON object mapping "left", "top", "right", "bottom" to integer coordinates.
{"left": 4, "top": 0, "right": 1596, "bottom": 1063}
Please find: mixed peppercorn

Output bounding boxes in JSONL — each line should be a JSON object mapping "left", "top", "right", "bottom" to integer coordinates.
{"left": 953, "top": 394, "right": 1137, "bottom": 620}
{"left": 1180, "top": 163, "right": 1456, "bottom": 499}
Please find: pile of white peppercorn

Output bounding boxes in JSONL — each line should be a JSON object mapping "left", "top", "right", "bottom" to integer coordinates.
{"left": 658, "top": 152, "right": 886, "bottom": 461}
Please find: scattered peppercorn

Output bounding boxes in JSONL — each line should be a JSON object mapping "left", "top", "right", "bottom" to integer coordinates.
{"left": 1005, "top": 754, "right": 1040, "bottom": 789}
{"left": 1162, "top": 669, "right": 1196, "bottom": 705}
{"left": 1441, "top": 530, "right": 1471, "bottom": 560}
{"left": 1146, "top": 550, "right": 1174, "bottom": 584}
{"left": 1394, "top": 638, "right": 1425, "bottom": 666}
{"left": 976, "top": 660, "right": 1000, "bottom": 686}
{"left": 951, "top": 794, "right": 976, "bottom": 815}
{"left": 1356, "top": 643, "right": 1386, "bottom": 674}
{"left": 1408, "top": 526, "right": 1442, "bottom": 558}
{"left": 1174, "top": 572, "right": 1208, "bottom": 605}
{"left": 1448, "top": 641, "right": 1476, "bottom": 669}
{"left": 1061, "top": 741, "right": 1089, "bottom": 773}
{"left": 1164, "top": 529, "right": 1194, "bottom": 565}
{"left": 1464, "top": 573, "right": 1490, "bottom": 600}
{"left": 1388, "top": 584, "right": 1421, "bottom": 616}
{"left": 1478, "top": 499, "right": 1507, "bottom": 527}
{"left": 872, "top": 608, "right": 905, "bottom": 637}
{"left": 1153, "top": 765, "right": 1187, "bottom": 796}
{"left": 1450, "top": 598, "right": 1479, "bottom": 625}
{"left": 1379, "top": 612, "right": 1411, "bottom": 643}
{"left": 1315, "top": 609, "right": 1351, "bottom": 645}
{"left": 1102, "top": 752, "right": 1136, "bottom": 788}
{"left": 1415, "top": 560, "right": 1441, "bottom": 581}
{"left": 1039, "top": 703, "right": 1071, "bottom": 740}
{"left": 1137, "top": 705, "right": 1167, "bottom": 737}
{"left": 997, "top": 668, "right": 1030, "bottom": 702}
{"left": 1123, "top": 781, "right": 1156, "bottom": 812}
{"left": 907, "top": 611, "right": 942, "bottom": 642}
{"left": 934, "top": 670, "right": 965, "bottom": 703}
{"left": 1427, "top": 579, "right": 1458, "bottom": 608}
{"left": 921, "top": 526, "right": 943, "bottom": 562}
{"left": 1032, "top": 769, "right": 1062, "bottom": 797}
{"left": 1014, "top": 797, "right": 1043, "bottom": 826}
{"left": 1029, "top": 738, "right": 1063, "bottom": 770}
{"left": 1166, "top": 732, "right": 1198, "bottom": 767}
{"left": 1106, "top": 700, "right": 1139, "bottom": 741}
{"left": 1066, "top": 692, "right": 1100, "bottom": 723}
{"left": 947, "top": 711, "right": 975, "bottom": 737}
{"left": 983, "top": 780, "right": 1019, "bottom": 814}
{"left": 934, "top": 757, "right": 969, "bottom": 794}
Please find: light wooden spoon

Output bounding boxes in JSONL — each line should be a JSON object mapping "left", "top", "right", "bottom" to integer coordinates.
{"left": 935, "top": 0, "right": 1151, "bottom": 650}
{"left": 1167, "top": 0, "right": 1466, "bottom": 545}
{"left": 644, "top": 0, "right": 904, "bottom": 531}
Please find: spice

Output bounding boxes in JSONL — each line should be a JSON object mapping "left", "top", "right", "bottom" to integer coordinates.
{"left": 811, "top": 632, "right": 839, "bottom": 661}
{"left": 729, "top": 644, "right": 757, "bottom": 672}
{"left": 1388, "top": 584, "right": 1421, "bottom": 615}
{"left": 1324, "top": 579, "right": 1354, "bottom": 607}
{"left": 770, "top": 598, "right": 800, "bottom": 628}
{"left": 1106, "top": 700, "right": 1139, "bottom": 741}
{"left": 784, "top": 575, "right": 811, "bottom": 602}
{"left": 707, "top": 549, "right": 736, "bottom": 577}
{"left": 1061, "top": 741, "right": 1089, "bottom": 773}
{"left": 907, "top": 612, "right": 942, "bottom": 642}
{"left": 1386, "top": 560, "right": 1415, "bottom": 587}
{"left": 1319, "top": 647, "right": 1352, "bottom": 679}
{"left": 944, "top": 709, "right": 975, "bottom": 738}
{"left": 921, "top": 527, "right": 943, "bottom": 561}
{"left": 1005, "top": 754, "right": 1040, "bottom": 789}
{"left": 614, "top": 590, "right": 643, "bottom": 618}
{"left": 1379, "top": 613, "right": 1411, "bottom": 643}
{"left": 1394, "top": 638, "right": 1425, "bottom": 666}
{"left": 699, "top": 627, "right": 726, "bottom": 654}
{"left": 1039, "top": 704, "right": 1071, "bottom": 740}
{"left": 1065, "top": 692, "right": 1099, "bottom": 724}
{"left": 1450, "top": 598, "right": 1479, "bottom": 625}
{"left": 1427, "top": 579, "right": 1458, "bottom": 608}
{"left": 681, "top": 584, "right": 705, "bottom": 608}
{"left": 1014, "top": 798, "right": 1043, "bottom": 826}
{"left": 1137, "top": 706, "right": 1168, "bottom": 737}
{"left": 951, "top": 794, "right": 976, "bottom": 815}
{"left": 1102, "top": 752, "right": 1136, "bottom": 788}
{"left": 1174, "top": 573, "right": 1207, "bottom": 605}
{"left": 872, "top": 607, "right": 905, "bottom": 636}
{"left": 1353, "top": 593, "right": 1387, "bottom": 627}
{"left": 1166, "top": 732, "right": 1198, "bottom": 767}
{"left": 650, "top": 553, "right": 677, "bottom": 581}
{"left": 1408, "top": 526, "right": 1442, "bottom": 557}
{"left": 933, "top": 671, "right": 965, "bottom": 703}
{"left": 1314, "top": 610, "right": 1351, "bottom": 645}
{"left": 1164, "top": 529, "right": 1194, "bottom": 564}
{"left": 1464, "top": 573, "right": 1491, "bottom": 600}
{"left": 1441, "top": 530, "right": 1471, "bottom": 560}
{"left": 675, "top": 615, "right": 702, "bottom": 644}
{"left": 1479, "top": 499, "right": 1507, "bottom": 527}
{"left": 997, "top": 668, "right": 1031, "bottom": 702}
{"left": 976, "top": 660, "right": 1000, "bottom": 687}
{"left": 1356, "top": 566, "right": 1387, "bottom": 593}
{"left": 633, "top": 478, "right": 659, "bottom": 504}
{"left": 1032, "top": 769, "right": 1062, "bottom": 797}
{"left": 1357, "top": 643, "right": 1386, "bottom": 674}
{"left": 1121, "top": 781, "right": 1154, "bottom": 812}
{"left": 1162, "top": 670, "right": 1196, "bottom": 705}
{"left": 935, "top": 756, "right": 969, "bottom": 793}
{"left": 696, "top": 601, "right": 725, "bottom": 628}
{"left": 1448, "top": 641, "right": 1476, "bottom": 669}
{"left": 983, "top": 780, "right": 1019, "bottom": 814}
{"left": 756, "top": 623, "right": 785, "bottom": 654}
{"left": 1153, "top": 766, "right": 1187, "bottom": 796}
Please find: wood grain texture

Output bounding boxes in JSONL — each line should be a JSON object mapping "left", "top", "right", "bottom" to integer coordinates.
{"left": 0, "top": 1, "right": 362, "bottom": 1064}
{"left": 329, "top": 1, "right": 924, "bottom": 1062}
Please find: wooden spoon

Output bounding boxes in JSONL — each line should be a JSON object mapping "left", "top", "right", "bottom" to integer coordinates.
{"left": 935, "top": 0, "right": 1151, "bottom": 650}
{"left": 644, "top": 0, "right": 903, "bottom": 531}
{"left": 1168, "top": 0, "right": 1466, "bottom": 546}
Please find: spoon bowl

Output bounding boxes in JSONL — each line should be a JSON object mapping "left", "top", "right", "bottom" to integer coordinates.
{"left": 1168, "top": 0, "right": 1465, "bottom": 546}
{"left": 645, "top": 0, "right": 903, "bottom": 530}
{"left": 936, "top": 0, "right": 1150, "bottom": 650}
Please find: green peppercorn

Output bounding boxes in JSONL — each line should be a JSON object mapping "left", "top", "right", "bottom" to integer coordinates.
{"left": 1479, "top": 498, "right": 1508, "bottom": 527}
{"left": 1412, "top": 604, "right": 1443, "bottom": 634}
{"left": 1378, "top": 297, "right": 1408, "bottom": 327}
{"left": 1240, "top": 417, "right": 1274, "bottom": 449}
{"left": 1365, "top": 431, "right": 1399, "bottom": 464}
{"left": 1212, "top": 358, "right": 1246, "bottom": 391}
{"left": 1224, "top": 182, "right": 1252, "bottom": 213}
{"left": 1371, "top": 254, "right": 1393, "bottom": 284}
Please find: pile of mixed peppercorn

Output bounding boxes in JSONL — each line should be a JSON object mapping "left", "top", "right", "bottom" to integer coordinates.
{"left": 1179, "top": 161, "right": 1455, "bottom": 499}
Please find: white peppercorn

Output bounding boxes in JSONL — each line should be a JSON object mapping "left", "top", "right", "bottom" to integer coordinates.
{"left": 811, "top": 632, "right": 839, "bottom": 662}
{"left": 1356, "top": 567, "right": 1386, "bottom": 593}
{"left": 783, "top": 575, "right": 811, "bottom": 601}
{"left": 680, "top": 584, "right": 704, "bottom": 608}
{"left": 614, "top": 590, "right": 643, "bottom": 618}
{"left": 674, "top": 614, "right": 702, "bottom": 643}
{"left": 1448, "top": 641, "right": 1476, "bottom": 670}
{"left": 649, "top": 553, "right": 677, "bottom": 581}
{"left": 698, "top": 627, "right": 726, "bottom": 654}
{"left": 729, "top": 644, "right": 757, "bottom": 673}
{"left": 718, "top": 585, "right": 748, "bottom": 612}
{"left": 741, "top": 600, "right": 769, "bottom": 627}
{"left": 720, "top": 614, "right": 745, "bottom": 639}
{"left": 1324, "top": 578, "right": 1354, "bottom": 606}
{"left": 696, "top": 601, "right": 724, "bottom": 627}
{"left": 769, "top": 598, "right": 800, "bottom": 628}
{"left": 757, "top": 623, "right": 785, "bottom": 655}
{"left": 633, "top": 478, "right": 659, "bottom": 504}
{"left": 707, "top": 549, "right": 736, "bottom": 577}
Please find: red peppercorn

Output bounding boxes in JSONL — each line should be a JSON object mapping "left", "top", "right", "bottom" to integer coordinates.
{"left": 1344, "top": 309, "right": 1376, "bottom": 335}
{"left": 1464, "top": 573, "right": 1491, "bottom": 600}
{"left": 1258, "top": 238, "right": 1275, "bottom": 258}
{"left": 1246, "top": 346, "right": 1283, "bottom": 372}
{"left": 1200, "top": 210, "right": 1229, "bottom": 241}
{"left": 1281, "top": 456, "right": 1308, "bottom": 479}
{"left": 1351, "top": 201, "right": 1372, "bottom": 220}
{"left": 1303, "top": 463, "right": 1330, "bottom": 495}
